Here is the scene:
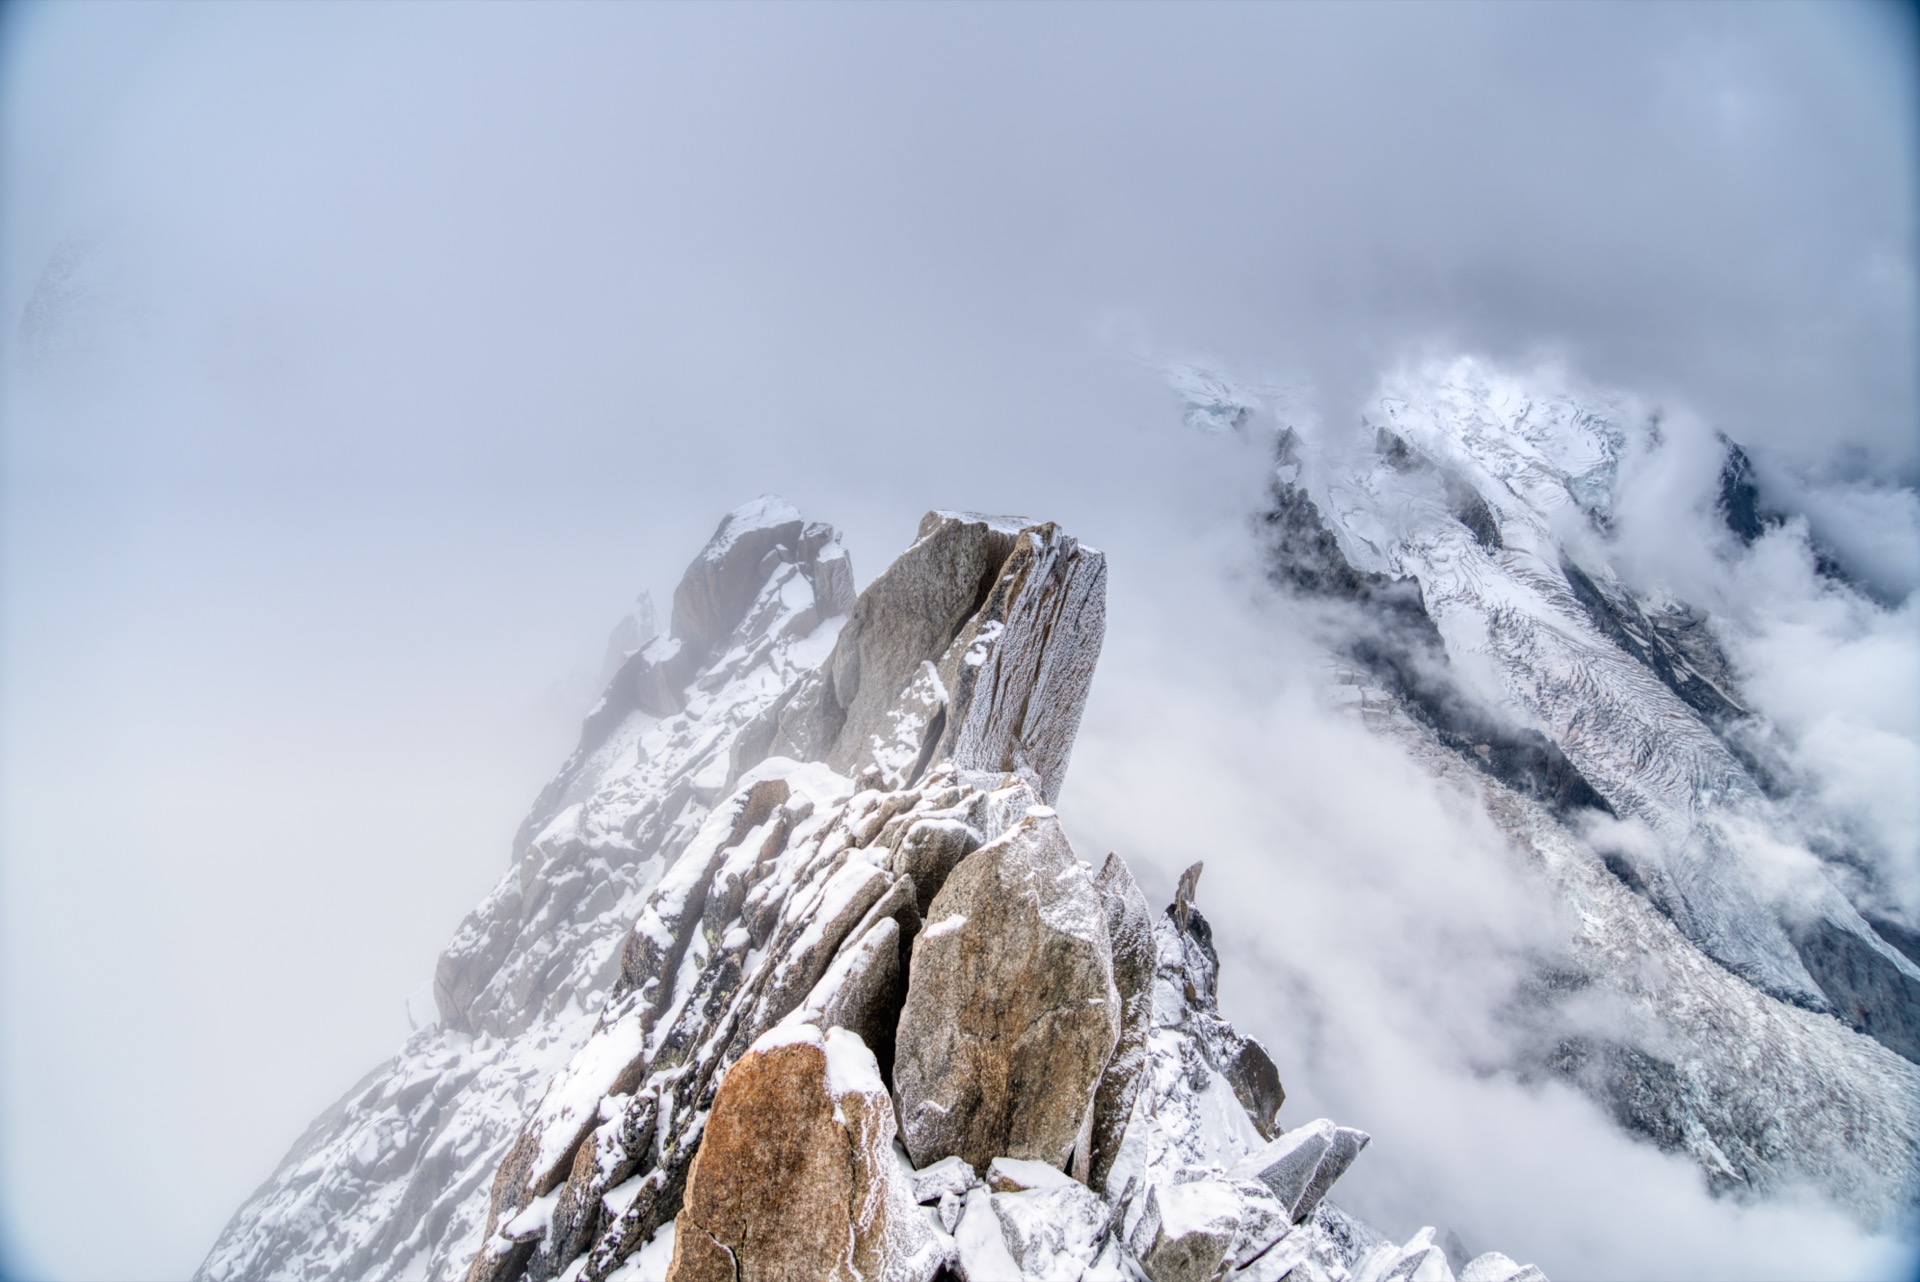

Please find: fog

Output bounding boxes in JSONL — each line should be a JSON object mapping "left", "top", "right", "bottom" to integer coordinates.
{"left": 1, "top": 3, "right": 1913, "bottom": 1279}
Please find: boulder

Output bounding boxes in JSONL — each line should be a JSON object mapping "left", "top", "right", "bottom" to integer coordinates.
{"left": 889, "top": 816, "right": 980, "bottom": 916}
{"left": 893, "top": 808, "right": 1121, "bottom": 1172}
{"left": 951, "top": 1188, "right": 1022, "bottom": 1282}
{"left": 1136, "top": 1182, "right": 1239, "bottom": 1282}
{"left": 988, "top": 1178, "right": 1114, "bottom": 1279}
{"left": 908, "top": 1156, "right": 977, "bottom": 1206}
{"left": 805, "top": 915, "right": 906, "bottom": 1076}
{"left": 1120, "top": 1177, "right": 1290, "bottom": 1282}
{"left": 666, "top": 1022, "right": 947, "bottom": 1282}
{"left": 984, "top": 1157, "right": 1076, "bottom": 1194}
{"left": 1231, "top": 1118, "right": 1371, "bottom": 1224}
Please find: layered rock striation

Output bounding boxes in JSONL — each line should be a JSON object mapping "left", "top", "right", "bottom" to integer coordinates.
{"left": 199, "top": 499, "right": 1540, "bottom": 1282}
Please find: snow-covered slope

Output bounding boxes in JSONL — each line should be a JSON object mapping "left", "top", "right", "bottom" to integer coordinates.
{"left": 1194, "top": 356, "right": 1920, "bottom": 1219}
{"left": 197, "top": 499, "right": 856, "bottom": 1282}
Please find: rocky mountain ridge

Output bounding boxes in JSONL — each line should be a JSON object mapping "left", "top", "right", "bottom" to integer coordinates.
{"left": 201, "top": 500, "right": 1539, "bottom": 1282}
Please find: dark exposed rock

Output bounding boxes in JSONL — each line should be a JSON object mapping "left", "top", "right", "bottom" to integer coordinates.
{"left": 1559, "top": 559, "right": 1746, "bottom": 726}
{"left": 1717, "top": 436, "right": 1773, "bottom": 547}
{"left": 1453, "top": 491, "right": 1504, "bottom": 551}
{"left": 1374, "top": 427, "right": 1503, "bottom": 550}
{"left": 1865, "top": 914, "right": 1920, "bottom": 970}
{"left": 1530, "top": 1036, "right": 1770, "bottom": 1197}
{"left": 1160, "top": 895, "right": 1285, "bottom": 1141}
{"left": 1717, "top": 434, "right": 1863, "bottom": 596}
{"left": 1787, "top": 916, "right": 1920, "bottom": 1065}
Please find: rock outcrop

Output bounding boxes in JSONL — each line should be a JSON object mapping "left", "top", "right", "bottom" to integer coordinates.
{"left": 892, "top": 806, "right": 1121, "bottom": 1172}
{"left": 765, "top": 511, "right": 1106, "bottom": 803}
{"left": 1233, "top": 1120, "right": 1372, "bottom": 1226}
{"left": 197, "top": 499, "right": 1546, "bottom": 1282}
{"left": 198, "top": 497, "right": 863, "bottom": 1282}
{"left": 665, "top": 1022, "right": 944, "bottom": 1282}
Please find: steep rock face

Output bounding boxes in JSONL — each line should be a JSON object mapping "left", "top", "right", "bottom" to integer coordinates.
{"left": 892, "top": 807, "right": 1121, "bottom": 1172}
{"left": 1238, "top": 361, "right": 1920, "bottom": 1082}
{"left": 1261, "top": 431, "right": 1612, "bottom": 824}
{"left": 767, "top": 511, "right": 1107, "bottom": 803}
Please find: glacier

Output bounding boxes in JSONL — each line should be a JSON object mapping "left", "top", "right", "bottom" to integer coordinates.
{"left": 1193, "top": 354, "right": 1919, "bottom": 1218}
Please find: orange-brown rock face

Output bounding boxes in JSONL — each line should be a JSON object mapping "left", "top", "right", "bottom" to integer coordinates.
{"left": 667, "top": 1023, "right": 946, "bottom": 1282}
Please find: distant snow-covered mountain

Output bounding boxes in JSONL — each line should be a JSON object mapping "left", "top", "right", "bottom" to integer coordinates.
{"left": 1188, "top": 355, "right": 1919, "bottom": 1217}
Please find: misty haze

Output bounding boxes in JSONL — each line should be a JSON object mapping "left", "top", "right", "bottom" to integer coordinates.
{"left": 2, "top": 4, "right": 1916, "bottom": 1282}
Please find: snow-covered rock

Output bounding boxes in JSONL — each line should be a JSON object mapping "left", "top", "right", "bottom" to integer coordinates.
{"left": 765, "top": 510, "right": 1107, "bottom": 803}
{"left": 1232, "top": 1119, "right": 1372, "bottom": 1226}
{"left": 601, "top": 594, "right": 658, "bottom": 685}
{"left": 663, "top": 1022, "right": 946, "bottom": 1282}
{"left": 1253, "top": 360, "right": 1919, "bottom": 1050}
